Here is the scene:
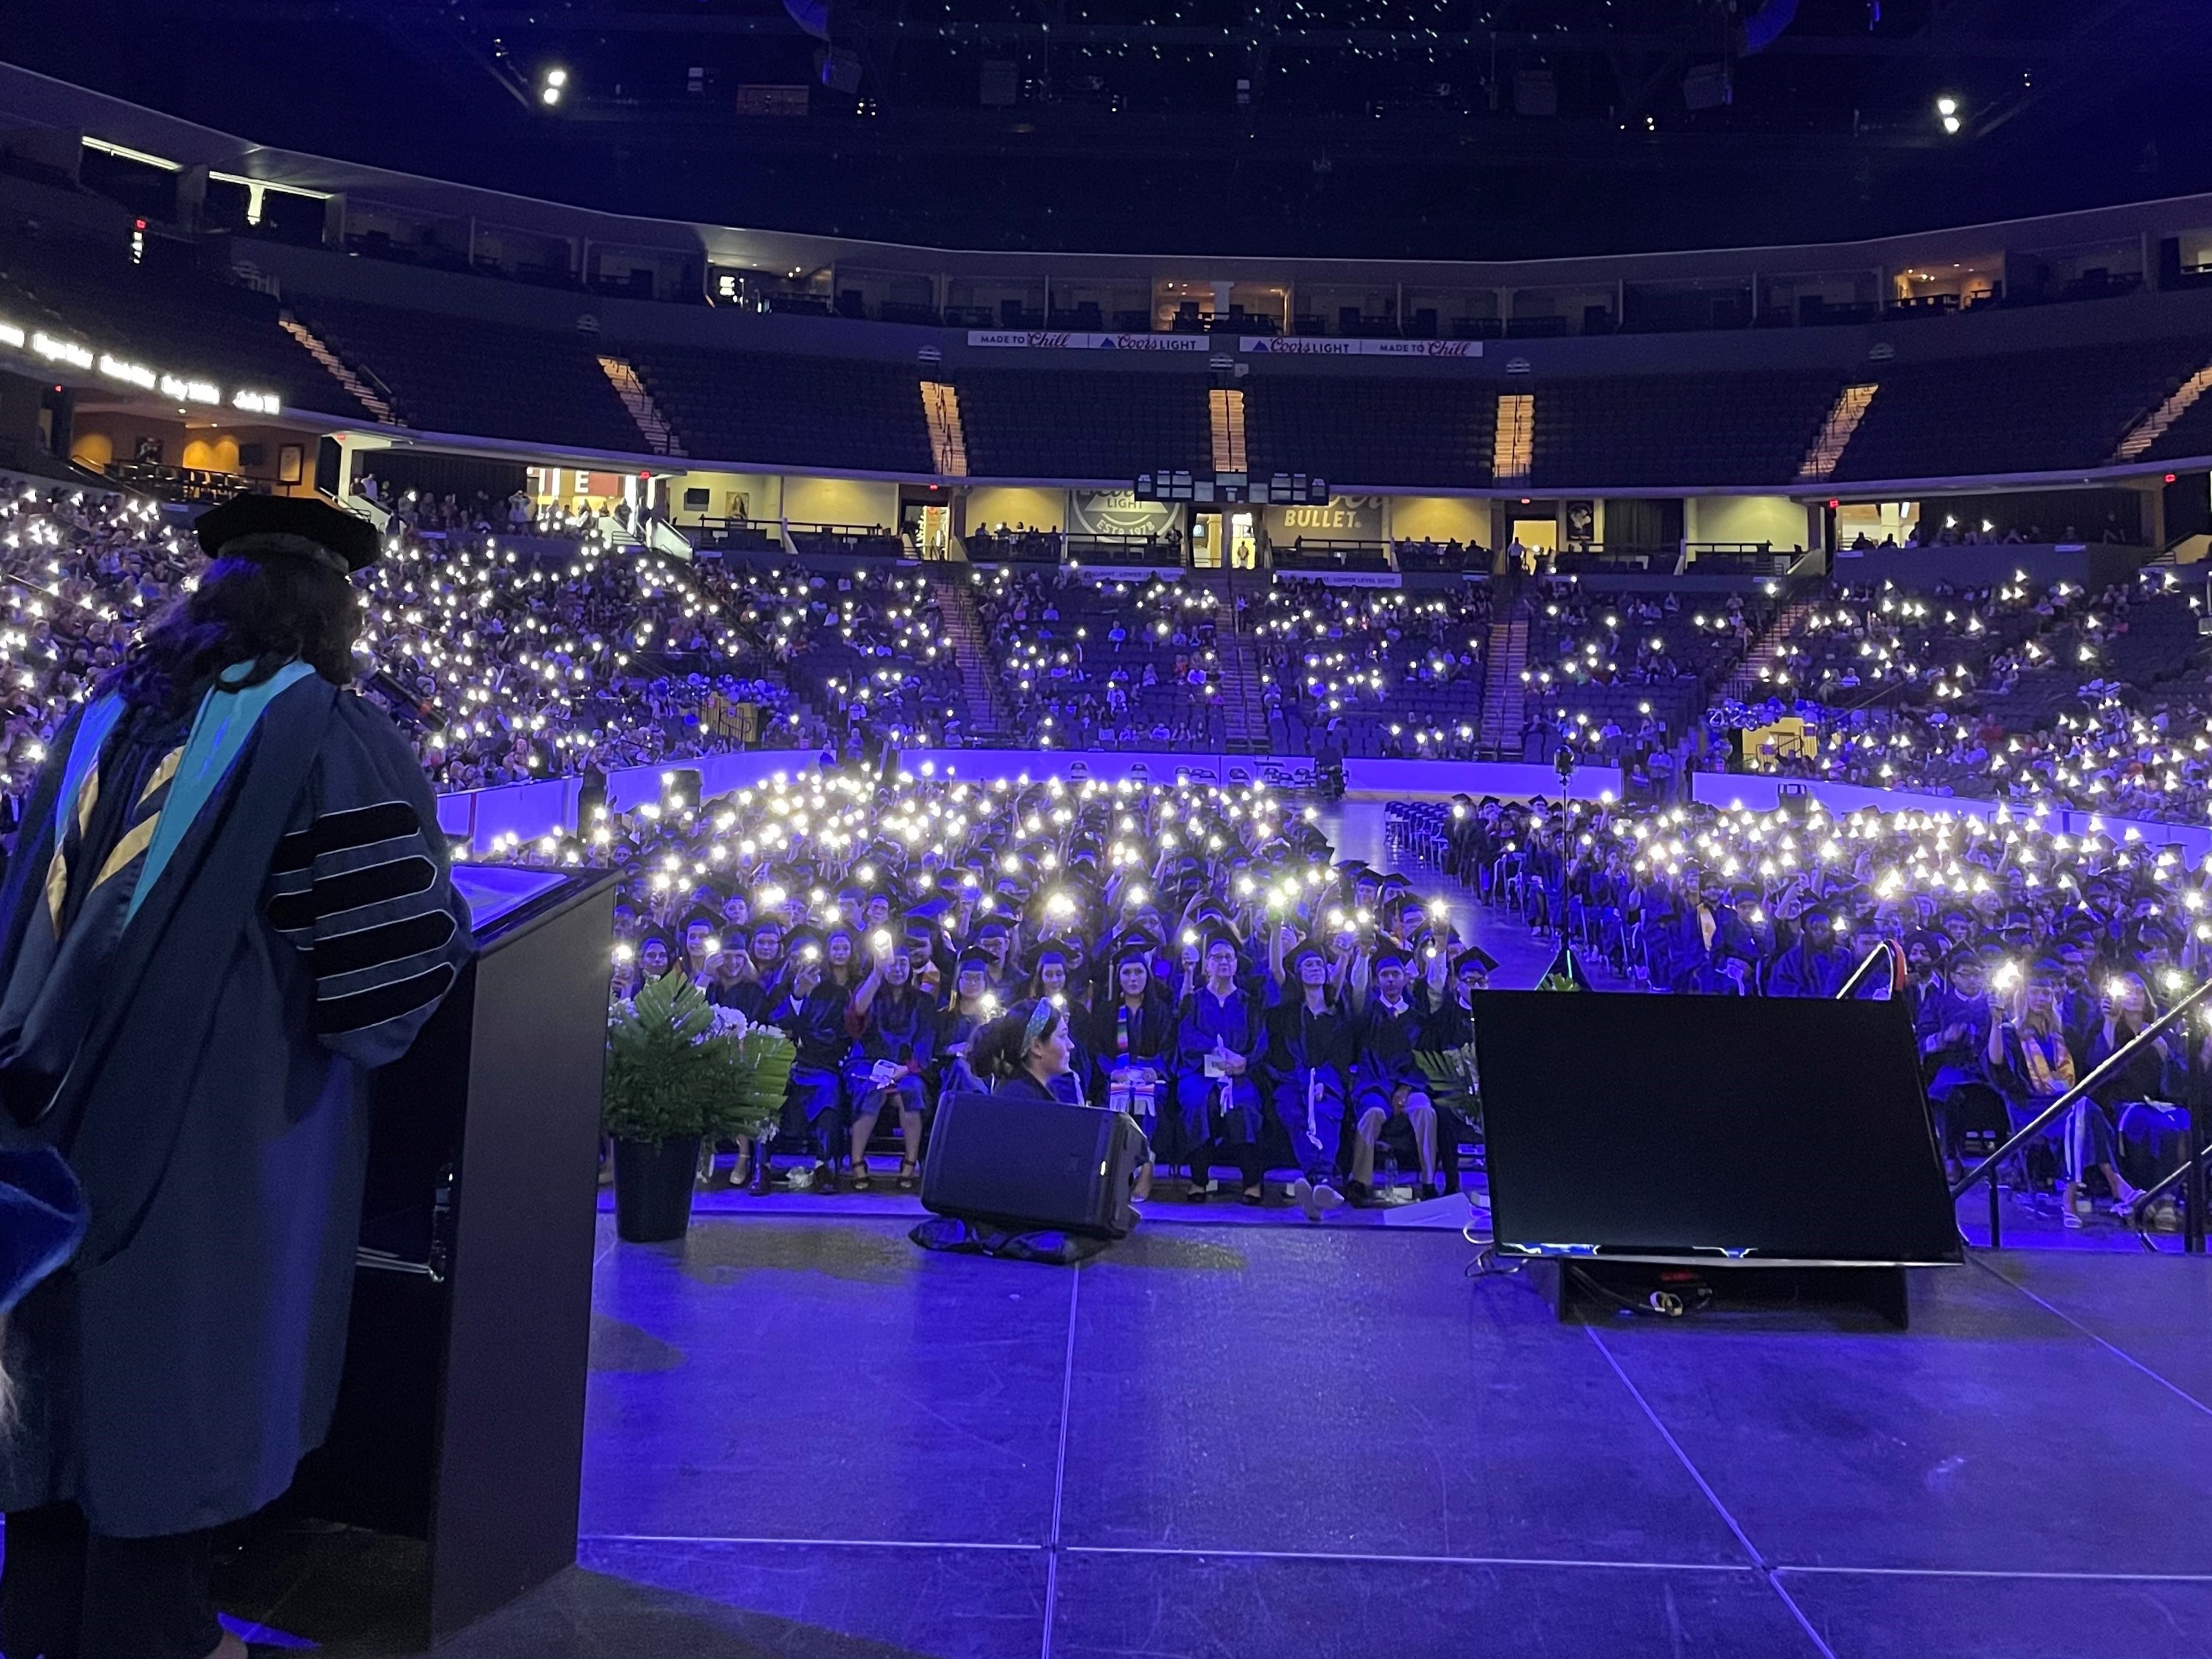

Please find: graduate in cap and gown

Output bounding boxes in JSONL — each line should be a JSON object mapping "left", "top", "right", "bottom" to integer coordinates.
{"left": 1080, "top": 941, "right": 1173, "bottom": 1197}
{"left": 1348, "top": 944, "right": 1443, "bottom": 1201}
{"left": 1260, "top": 940, "right": 1358, "bottom": 1219}
{"left": 1171, "top": 929, "right": 1264, "bottom": 1203}
{"left": 0, "top": 495, "right": 470, "bottom": 1659}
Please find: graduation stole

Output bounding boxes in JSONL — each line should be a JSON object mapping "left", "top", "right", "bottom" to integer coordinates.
{"left": 2017, "top": 1023, "right": 2075, "bottom": 1096}
{"left": 46, "top": 661, "right": 317, "bottom": 936}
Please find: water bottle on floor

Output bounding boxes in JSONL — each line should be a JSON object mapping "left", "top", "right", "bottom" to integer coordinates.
{"left": 1380, "top": 1146, "right": 1400, "bottom": 1203}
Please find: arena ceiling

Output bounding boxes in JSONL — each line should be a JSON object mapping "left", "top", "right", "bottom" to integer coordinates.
{"left": 6, "top": 0, "right": 2208, "bottom": 258}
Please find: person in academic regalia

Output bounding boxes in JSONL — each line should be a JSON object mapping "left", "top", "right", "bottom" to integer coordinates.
{"left": 1078, "top": 944, "right": 1172, "bottom": 1197}
{"left": 0, "top": 495, "right": 470, "bottom": 1659}
{"left": 1171, "top": 931, "right": 1264, "bottom": 1203}
{"left": 843, "top": 933, "right": 938, "bottom": 1192}
{"left": 1407, "top": 944, "right": 1494, "bottom": 1195}
{"left": 1025, "top": 946, "right": 1090, "bottom": 1103}
{"left": 778, "top": 927, "right": 858, "bottom": 1190}
{"left": 1348, "top": 946, "right": 1442, "bottom": 1202}
{"left": 1260, "top": 941, "right": 1358, "bottom": 1220}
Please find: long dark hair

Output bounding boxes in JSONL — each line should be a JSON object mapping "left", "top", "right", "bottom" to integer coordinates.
{"left": 108, "top": 547, "right": 360, "bottom": 715}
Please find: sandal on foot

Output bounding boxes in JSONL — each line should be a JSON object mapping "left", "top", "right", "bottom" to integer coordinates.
{"left": 850, "top": 1159, "right": 873, "bottom": 1192}
{"left": 898, "top": 1159, "right": 919, "bottom": 1192}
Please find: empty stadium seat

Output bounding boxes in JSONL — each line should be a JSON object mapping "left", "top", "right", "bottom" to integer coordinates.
{"left": 1244, "top": 375, "right": 1495, "bottom": 489}
{"left": 1833, "top": 340, "right": 2212, "bottom": 481}
{"left": 293, "top": 294, "right": 643, "bottom": 451}
{"left": 1529, "top": 370, "right": 1843, "bottom": 489}
{"left": 629, "top": 347, "right": 932, "bottom": 473}
{"left": 956, "top": 369, "right": 1211, "bottom": 481}
{"left": 0, "top": 230, "right": 372, "bottom": 418}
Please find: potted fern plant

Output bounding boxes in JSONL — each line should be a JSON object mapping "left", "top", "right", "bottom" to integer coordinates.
{"left": 605, "top": 972, "right": 801, "bottom": 1241}
{"left": 604, "top": 971, "right": 723, "bottom": 1242}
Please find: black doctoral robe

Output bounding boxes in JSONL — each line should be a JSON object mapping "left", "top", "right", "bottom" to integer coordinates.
{"left": 0, "top": 667, "right": 470, "bottom": 1537}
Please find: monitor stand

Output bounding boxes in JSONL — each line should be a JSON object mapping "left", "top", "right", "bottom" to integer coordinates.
{"left": 1527, "top": 1257, "right": 1914, "bottom": 1329}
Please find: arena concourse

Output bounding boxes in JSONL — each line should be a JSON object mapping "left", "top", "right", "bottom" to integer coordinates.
{"left": 3, "top": 9, "right": 2212, "bottom": 1654}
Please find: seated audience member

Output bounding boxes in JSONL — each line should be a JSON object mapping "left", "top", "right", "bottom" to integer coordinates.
{"left": 938, "top": 951, "right": 999, "bottom": 1099}
{"left": 968, "top": 996, "right": 1077, "bottom": 1102}
{"left": 2083, "top": 971, "right": 2180, "bottom": 1215}
{"left": 1917, "top": 950, "right": 2002, "bottom": 1173}
{"left": 1026, "top": 944, "right": 1091, "bottom": 1102}
{"left": 1767, "top": 907, "right": 1852, "bottom": 998}
{"left": 1173, "top": 932, "right": 1265, "bottom": 1203}
{"left": 1083, "top": 944, "right": 1174, "bottom": 1197}
{"left": 1415, "top": 945, "right": 1496, "bottom": 1193}
{"left": 782, "top": 928, "right": 859, "bottom": 1189}
{"left": 1261, "top": 941, "right": 1358, "bottom": 1219}
{"left": 1349, "top": 947, "right": 1442, "bottom": 1203}
{"left": 1984, "top": 961, "right": 2115, "bottom": 1223}
{"left": 845, "top": 932, "right": 938, "bottom": 1190}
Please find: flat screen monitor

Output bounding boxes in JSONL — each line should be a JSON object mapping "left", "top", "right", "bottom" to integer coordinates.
{"left": 1470, "top": 991, "right": 1961, "bottom": 1267}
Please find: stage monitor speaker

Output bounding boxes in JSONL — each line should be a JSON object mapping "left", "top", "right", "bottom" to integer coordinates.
{"left": 922, "top": 1091, "right": 1142, "bottom": 1238}
{"left": 1471, "top": 991, "right": 1960, "bottom": 1268}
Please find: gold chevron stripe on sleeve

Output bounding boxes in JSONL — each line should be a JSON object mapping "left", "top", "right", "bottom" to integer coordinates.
{"left": 43, "top": 847, "right": 67, "bottom": 938}
{"left": 137, "top": 746, "right": 181, "bottom": 805}
{"left": 92, "top": 813, "right": 160, "bottom": 893}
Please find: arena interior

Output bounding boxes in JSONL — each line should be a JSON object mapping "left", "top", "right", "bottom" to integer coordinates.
{"left": 1, "top": 3, "right": 2211, "bottom": 1654}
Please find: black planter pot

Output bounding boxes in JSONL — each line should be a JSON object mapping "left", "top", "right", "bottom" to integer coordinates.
{"left": 612, "top": 1134, "right": 702, "bottom": 1243}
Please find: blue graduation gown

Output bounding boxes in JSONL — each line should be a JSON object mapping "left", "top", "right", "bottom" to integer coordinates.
{"left": 0, "top": 672, "right": 469, "bottom": 1537}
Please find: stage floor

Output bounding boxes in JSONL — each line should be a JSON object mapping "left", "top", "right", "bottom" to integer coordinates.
{"left": 225, "top": 1212, "right": 2212, "bottom": 1658}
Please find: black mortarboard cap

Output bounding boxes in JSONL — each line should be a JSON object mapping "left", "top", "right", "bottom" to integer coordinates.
{"left": 195, "top": 494, "right": 381, "bottom": 571}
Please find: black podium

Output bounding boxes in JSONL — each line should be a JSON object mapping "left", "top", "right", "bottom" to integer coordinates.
{"left": 280, "top": 865, "right": 616, "bottom": 1644}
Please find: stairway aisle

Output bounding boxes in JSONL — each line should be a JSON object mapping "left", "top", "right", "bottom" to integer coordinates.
{"left": 1720, "top": 593, "right": 1819, "bottom": 701}
{"left": 1212, "top": 592, "right": 1271, "bottom": 753}
{"left": 929, "top": 569, "right": 1012, "bottom": 740}
{"left": 598, "top": 356, "right": 685, "bottom": 456}
{"left": 278, "top": 312, "right": 399, "bottom": 424}
{"left": 1476, "top": 609, "right": 1530, "bottom": 756}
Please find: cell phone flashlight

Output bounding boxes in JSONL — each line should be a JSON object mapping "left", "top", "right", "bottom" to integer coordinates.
{"left": 802, "top": 944, "right": 821, "bottom": 963}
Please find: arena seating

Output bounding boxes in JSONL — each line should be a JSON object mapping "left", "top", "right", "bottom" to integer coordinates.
{"left": 979, "top": 571, "right": 1232, "bottom": 746}
{"left": 289, "top": 295, "right": 644, "bottom": 451}
{"left": 628, "top": 347, "right": 933, "bottom": 473}
{"left": 1528, "top": 587, "right": 1769, "bottom": 692}
{"left": 1244, "top": 376, "right": 1495, "bottom": 489}
{"left": 956, "top": 369, "right": 1211, "bottom": 481}
{"left": 1519, "top": 587, "right": 1769, "bottom": 748}
{"left": 1528, "top": 370, "right": 1843, "bottom": 489}
{"left": 1773, "top": 582, "right": 2050, "bottom": 702}
{"left": 2140, "top": 383, "right": 2212, "bottom": 464}
{"left": 782, "top": 571, "right": 975, "bottom": 745}
{"left": 1833, "top": 339, "right": 2212, "bottom": 480}
{"left": 0, "top": 230, "right": 371, "bottom": 418}
{"left": 1257, "top": 583, "right": 1491, "bottom": 758}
